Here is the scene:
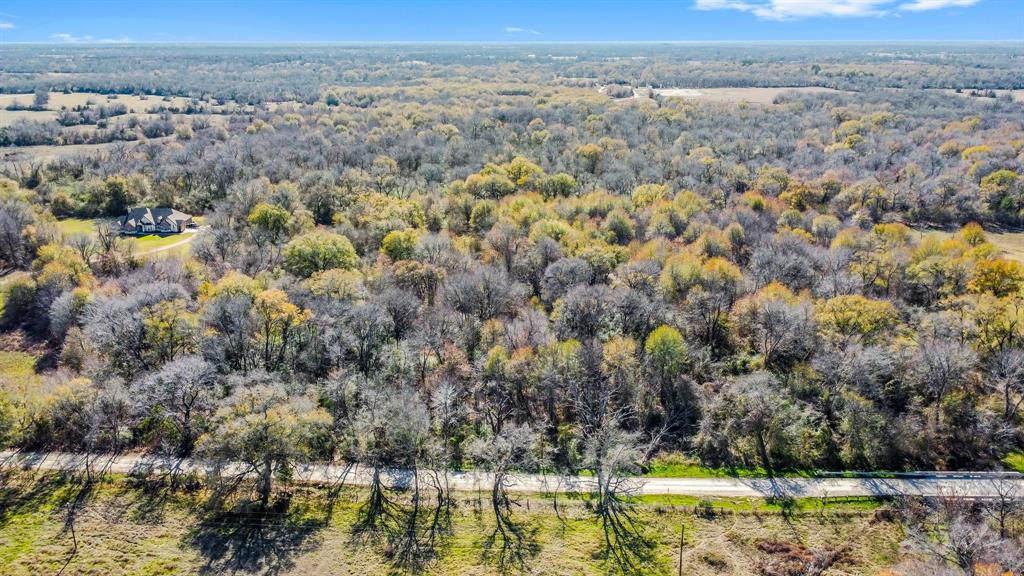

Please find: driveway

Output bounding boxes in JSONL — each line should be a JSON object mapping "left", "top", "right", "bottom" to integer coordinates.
{"left": 136, "top": 226, "right": 207, "bottom": 256}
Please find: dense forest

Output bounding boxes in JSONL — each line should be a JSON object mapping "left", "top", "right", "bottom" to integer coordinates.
{"left": 0, "top": 44, "right": 1023, "bottom": 574}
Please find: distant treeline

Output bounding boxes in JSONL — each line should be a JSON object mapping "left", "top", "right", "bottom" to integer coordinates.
{"left": 0, "top": 43, "right": 1021, "bottom": 103}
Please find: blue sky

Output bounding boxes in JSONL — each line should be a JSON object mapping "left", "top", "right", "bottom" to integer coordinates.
{"left": 0, "top": 0, "right": 1019, "bottom": 43}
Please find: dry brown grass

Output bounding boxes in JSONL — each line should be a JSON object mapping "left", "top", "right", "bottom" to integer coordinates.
{"left": 930, "top": 89, "right": 1024, "bottom": 103}
{"left": 0, "top": 110, "right": 59, "bottom": 127}
{"left": 0, "top": 91, "right": 229, "bottom": 145}
{"left": 0, "top": 136, "right": 175, "bottom": 163}
{"left": 917, "top": 228, "right": 1024, "bottom": 264}
{"left": 0, "top": 92, "right": 195, "bottom": 113}
{"left": 985, "top": 231, "right": 1024, "bottom": 263}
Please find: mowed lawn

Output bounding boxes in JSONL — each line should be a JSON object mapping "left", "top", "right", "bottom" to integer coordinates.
{"left": 55, "top": 218, "right": 196, "bottom": 257}
{"left": 54, "top": 217, "right": 106, "bottom": 237}
{"left": 131, "top": 233, "right": 193, "bottom": 252}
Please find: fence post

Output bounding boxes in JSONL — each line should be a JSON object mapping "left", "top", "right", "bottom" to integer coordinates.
{"left": 678, "top": 522, "right": 685, "bottom": 576}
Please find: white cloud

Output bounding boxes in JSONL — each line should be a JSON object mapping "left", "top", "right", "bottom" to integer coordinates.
{"left": 694, "top": 0, "right": 981, "bottom": 19}
{"left": 899, "top": 0, "right": 978, "bottom": 11}
{"left": 695, "top": 0, "right": 890, "bottom": 19}
{"left": 505, "top": 26, "right": 541, "bottom": 35}
{"left": 51, "top": 32, "right": 133, "bottom": 43}
{"left": 0, "top": 22, "right": 14, "bottom": 30}
{"left": 51, "top": 33, "right": 89, "bottom": 42}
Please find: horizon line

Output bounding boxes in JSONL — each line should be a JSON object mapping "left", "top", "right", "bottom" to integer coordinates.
{"left": 2, "top": 40, "right": 1023, "bottom": 46}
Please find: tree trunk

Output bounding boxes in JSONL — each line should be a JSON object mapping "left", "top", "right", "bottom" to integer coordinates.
{"left": 755, "top": 430, "right": 773, "bottom": 477}
{"left": 180, "top": 413, "right": 193, "bottom": 456}
{"left": 259, "top": 455, "right": 273, "bottom": 509}
{"left": 659, "top": 377, "right": 669, "bottom": 419}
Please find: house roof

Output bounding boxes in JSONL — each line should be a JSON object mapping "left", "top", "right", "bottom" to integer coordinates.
{"left": 119, "top": 207, "right": 192, "bottom": 229}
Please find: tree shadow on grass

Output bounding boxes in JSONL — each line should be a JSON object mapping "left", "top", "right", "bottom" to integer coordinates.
{"left": 184, "top": 494, "right": 326, "bottom": 576}
{"left": 110, "top": 458, "right": 203, "bottom": 525}
{"left": 588, "top": 491, "right": 658, "bottom": 576}
{"left": 351, "top": 468, "right": 455, "bottom": 574}
{"left": 0, "top": 470, "right": 71, "bottom": 527}
{"left": 43, "top": 456, "right": 118, "bottom": 576}
{"left": 481, "top": 517, "right": 540, "bottom": 574}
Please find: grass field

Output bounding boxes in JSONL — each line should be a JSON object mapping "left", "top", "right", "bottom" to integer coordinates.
{"left": 54, "top": 218, "right": 197, "bottom": 258}
{"left": 985, "top": 231, "right": 1024, "bottom": 263}
{"left": 0, "top": 349, "right": 42, "bottom": 404}
{"left": 0, "top": 470, "right": 901, "bottom": 576}
{"left": 128, "top": 232, "right": 199, "bottom": 260}
{"left": 55, "top": 217, "right": 106, "bottom": 237}
{"left": 0, "top": 91, "right": 233, "bottom": 135}
{"left": 916, "top": 227, "right": 1024, "bottom": 264}
{"left": 649, "top": 86, "right": 846, "bottom": 104}
{"left": 933, "top": 88, "right": 1024, "bottom": 103}
{"left": 0, "top": 92, "right": 196, "bottom": 113}
{"left": 0, "top": 109, "right": 58, "bottom": 127}
{"left": 0, "top": 136, "right": 175, "bottom": 163}
{"left": 640, "top": 453, "right": 884, "bottom": 478}
{"left": 131, "top": 233, "right": 193, "bottom": 252}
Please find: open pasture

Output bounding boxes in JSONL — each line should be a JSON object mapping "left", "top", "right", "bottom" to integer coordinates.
{"left": 1, "top": 135, "right": 175, "bottom": 162}
{"left": 917, "top": 228, "right": 1024, "bottom": 263}
{"left": 0, "top": 91, "right": 196, "bottom": 113}
{"left": 649, "top": 86, "right": 847, "bottom": 104}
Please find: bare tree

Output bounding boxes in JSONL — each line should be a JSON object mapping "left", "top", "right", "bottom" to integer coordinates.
{"left": 86, "top": 380, "right": 133, "bottom": 454}
{"left": 469, "top": 423, "right": 542, "bottom": 572}
{"left": 66, "top": 233, "right": 97, "bottom": 267}
{"left": 430, "top": 379, "right": 467, "bottom": 467}
{"left": 350, "top": 385, "right": 449, "bottom": 572}
{"left": 913, "top": 337, "right": 976, "bottom": 427}
{"left": 901, "top": 494, "right": 1007, "bottom": 576}
{"left": 981, "top": 478, "right": 1021, "bottom": 539}
{"left": 132, "top": 355, "right": 219, "bottom": 455}
{"left": 344, "top": 303, "right": 394, "bottom": 376}
{"left": 989, "top": 347, "right": 1024, "bottom": 422}
{"left": 581, "top": 416, "right": 656, "bottom": 575}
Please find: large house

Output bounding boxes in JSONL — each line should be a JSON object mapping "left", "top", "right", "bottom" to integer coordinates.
{"left": 118, "top": 207, "right": 194, "bottom": 235}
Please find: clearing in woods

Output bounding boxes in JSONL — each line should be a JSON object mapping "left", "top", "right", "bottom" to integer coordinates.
{"left": 0, "top": 92, "right": 196, "bottom": 113}
{"left": 647, "top": 86, "right": 847, "bottom": 104}
{"left": 54, "top": 217, "right": 200, "bottom": 257}
{"left": 917, "top": 227, "right": 1024, "bottom": 263}
{"left": 0, "top": 136, "right": 176, "bottom": 162}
